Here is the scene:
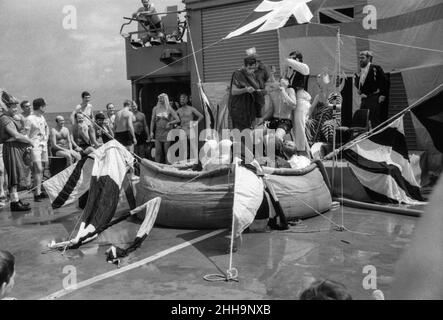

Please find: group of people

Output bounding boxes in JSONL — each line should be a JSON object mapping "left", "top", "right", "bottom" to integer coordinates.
{"left": 0, "top": 95, "right": 50, "bottom": 212}
{"left": 228, "top": 49, "right": 388, "bottom": 161}
{"left": 228, "top": 49, "right": 311, "bottom": 161}
{"left": 306, "top": 50, "right": 388, "bottom": 146}
{"left": 0, "top": 89, "right": 205, "bottom": 211}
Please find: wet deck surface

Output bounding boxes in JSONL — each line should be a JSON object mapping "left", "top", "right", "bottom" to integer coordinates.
{"left": 0, "top": 192, "right": 420, "bottom": 300}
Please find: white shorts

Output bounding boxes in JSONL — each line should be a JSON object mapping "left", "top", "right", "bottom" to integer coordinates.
{"left": 31, "top": 144, "right": 48, "bottom": 163}
{"left": 0, "top": 144, "right": 3, "bottom": 173}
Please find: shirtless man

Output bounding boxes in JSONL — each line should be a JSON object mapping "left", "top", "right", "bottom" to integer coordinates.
{"left": 176, "top": 94, "right": 203, "bottom": 160}
{"left": 50, "top": 116, "right": 81, "bottom": 166}
{"left": 114, "top": 100, "right": 136, "bottom": 152}
{"left": 131, "top": 101, "right": 149, "bottom": 158}
{"left": 262, "top": 78, "right": 297, "bottom": 158}
{"left": 267, "top": 78, "right": 297, "bottom": 140}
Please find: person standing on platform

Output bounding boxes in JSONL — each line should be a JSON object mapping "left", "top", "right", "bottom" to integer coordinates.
{"left": 27, "top": 98, "right": 50, "bottom": 202}
{"left": 176, "top": 93, "right": 203, "bottom": 160}
{"left": 19, "top": 100, "right": 32, "bottom": 190}
{"left": 229, "top": 55, "right": 262, "bottom": 131}
{"left": 131, "top": 101, "right": 150, "bottom": 158}
{"left": 70, "top": 91, "right": 94, "bottom": 125}
{"left": 150, "top": 94, "right": 180, "bottom": 164}
{"left": 354, "top": 51, "right": 389, "bottom": 128}
{"left": 114, "top": 100, "right": 137, "bottom": 153}
{"left": 0, "top": 91, "right": 33, "bottom": 211}
{"left": 285, "top": 51, "right": 311, "bottom": 156}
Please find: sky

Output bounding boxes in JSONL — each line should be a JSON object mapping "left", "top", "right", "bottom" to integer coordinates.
{"left": 0, "top": 0, "right": 184, "bottom": 113}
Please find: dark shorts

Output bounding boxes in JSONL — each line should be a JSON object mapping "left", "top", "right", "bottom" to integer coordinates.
{"left": 267, "top": 118, "right": 293, "bottom": 134}
{"left": 115, "top": 131, "right": 134, "bottom": 147}
{"left": 77, "top": 143, "right": 91, "bottom": 151}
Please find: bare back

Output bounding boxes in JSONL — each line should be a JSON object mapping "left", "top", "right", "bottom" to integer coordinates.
{"left": 114, "top": 108, "right": 134, "bottom": 133}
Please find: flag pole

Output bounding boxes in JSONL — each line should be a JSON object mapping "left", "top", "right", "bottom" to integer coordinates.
{"left": 325, "top": 82, "right": 443, "bottom": 160}
{"left": 185, "top": 15, "right": 213, "bottom": 132}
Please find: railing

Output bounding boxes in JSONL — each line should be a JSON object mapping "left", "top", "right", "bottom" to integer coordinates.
{"left": 120, "top": 10, "right": 188, "bottom": 47}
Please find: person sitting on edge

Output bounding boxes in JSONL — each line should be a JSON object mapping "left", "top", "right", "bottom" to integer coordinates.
{"left": 70, "top": 91, "right": 94, "bottom": 126}
{"left": 94, "top": 112, "right": 114, "bottom": 147}
{"left": 114, "top": 100, "right": 137, "bottom": 152}
{"left": 176, "top": 93, "right": 203, "bottom": 160}
{"left": 0, "top": 250, "right": 16, "bottom": 300}
{"left": 150, "top": 93, "right": 180, "bottom": 164}
{"left": 299, "top": 279, "right": 352, "bottom": 300}
{"left": 71, "top": 112, "right": 96, "bottom": 155}
{"left": 50, "top": 115, "right": 82, "bottom": 166}
{"left": 131, "top": 101, "right": 150, "bottom": 158}
{"left": 132, "top": 0, "right": 162, "bottom": 45}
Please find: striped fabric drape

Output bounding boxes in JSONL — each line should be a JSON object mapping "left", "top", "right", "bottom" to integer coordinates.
{"left": 343, "top": 117, "right": 425, "bottom": 204}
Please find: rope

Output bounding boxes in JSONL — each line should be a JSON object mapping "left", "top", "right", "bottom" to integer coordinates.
{"left": 133, "top": 37, "right": 225, "bottom": 83}
{"left": 325, "top": 83, "right": 443, "bottom": 160}
{"left": 341, "top": 34, "right": 443, "bottom": 54}
{"left": 291, "top": 193, "right": 373, "bottom": 236}
{"left": 81, "top": 113, "right": 144, "bottom": 164}
{"left": 203, "top": 166, "right": 238, "bottom": 283}
{"left": 307, "top": 22, "right": 443, "bottom": 54}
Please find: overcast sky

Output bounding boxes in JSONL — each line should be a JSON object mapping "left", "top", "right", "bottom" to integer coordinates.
{"left": 0, "top": 0, "right": 184, "bottom": 112}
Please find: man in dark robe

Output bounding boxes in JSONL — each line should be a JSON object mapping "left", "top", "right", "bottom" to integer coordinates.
{"left": 229, "top": 56, "right": 262, "bottom": 131}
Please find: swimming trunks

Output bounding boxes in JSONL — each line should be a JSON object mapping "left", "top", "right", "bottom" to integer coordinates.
{"left": 115, "top": 131, "right": 134, "bottom": 147}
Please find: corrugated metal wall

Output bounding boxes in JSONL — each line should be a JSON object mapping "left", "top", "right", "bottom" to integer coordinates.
{"left": 201, "top": 0, "right": 280, "bottom": 83}
{"left": 389, "top": 72, "right": 418, "bottom": 150}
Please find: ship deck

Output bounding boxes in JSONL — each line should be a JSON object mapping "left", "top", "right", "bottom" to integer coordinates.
{"left": 0, "top": 190, "right": 425, "bottom": 301}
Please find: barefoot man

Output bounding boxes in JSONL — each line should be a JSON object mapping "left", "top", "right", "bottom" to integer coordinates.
{"left": 50, "top": 115, "right": 81, "bottom": 166}
{"left": 114, "top": 100, "right": 136, "bottom": 152}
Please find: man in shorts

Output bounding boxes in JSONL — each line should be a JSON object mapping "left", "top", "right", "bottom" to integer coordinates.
{"left": 27, "top": 98, "right": 49, "bottom": 202}
{"left": 114, "top": 100, "right": 137, "bottom": 152}
{"left": 50, "top": 115, "right": 82, "bottom": 166}
{"left": 131, "top": 101, "right": 149, "bottom": 158}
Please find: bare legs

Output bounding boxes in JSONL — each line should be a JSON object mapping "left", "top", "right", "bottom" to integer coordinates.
{"left": 154, "top": 141, "right": 171, "bottom": 164}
